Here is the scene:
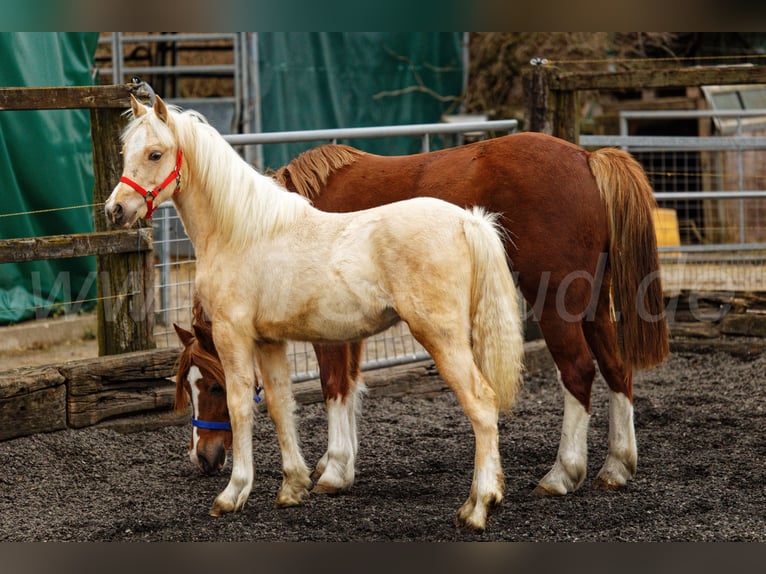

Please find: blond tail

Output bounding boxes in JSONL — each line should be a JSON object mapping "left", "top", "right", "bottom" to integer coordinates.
{"left": 462, "top": 207, "right": 525, "bottom": 412}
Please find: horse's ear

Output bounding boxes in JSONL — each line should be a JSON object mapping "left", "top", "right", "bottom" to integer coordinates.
{"left": 130, "top": 94, "right": 147, "bottom": 118}
{"left": 191, "top": 295, "right": 211, "bottom": 325}
{"left": 193, "top": 323, "right": 218, "bottom": 357}
{"left": 272, "top": 166, "right": 290, "bottom": 188}
{"left": 173, "top": 323, "right": 194, "bottom": 347}
{"left": 154, "top": 95, "right": 169, "bottom": 124}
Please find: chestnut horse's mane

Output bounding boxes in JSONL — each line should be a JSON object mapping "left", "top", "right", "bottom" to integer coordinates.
{"left": 174, "top": 299, "right": 225, "bottom": 412}
{"left": 271, "top": 144, "right": 365, "bottom": 199}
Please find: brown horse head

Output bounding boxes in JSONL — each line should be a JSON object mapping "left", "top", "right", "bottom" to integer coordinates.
{"left": 174, "top": 317, "right": 232, "bottom": 475}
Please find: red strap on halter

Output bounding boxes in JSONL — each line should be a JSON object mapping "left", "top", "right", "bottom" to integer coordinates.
{"left": 119, "top": 149, "right": 183, "bottom": 219}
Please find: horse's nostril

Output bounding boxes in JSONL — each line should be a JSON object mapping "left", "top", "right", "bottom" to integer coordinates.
{"left": 106, "top": 202, "right": 124, "bottom": 225}
{"left": 198, "top": 447, "right": 226, "bottom": 475}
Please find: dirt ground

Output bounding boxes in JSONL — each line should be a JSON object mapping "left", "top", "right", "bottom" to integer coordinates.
{"left": 0, "top": 338, "right": 764, "bottom": 542}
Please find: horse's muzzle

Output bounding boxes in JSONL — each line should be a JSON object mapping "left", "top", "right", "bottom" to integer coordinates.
{"left": 195, "top": 444, "right": 227, "bottom": 475}
{"left": 105, "top": 202, "right": 125, "bottom": 226}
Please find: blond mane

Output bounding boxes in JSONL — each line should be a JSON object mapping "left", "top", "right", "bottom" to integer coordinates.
{"left": 125, "top": 106, "right": 310, "bottom": 252}
{"left": 272, "top": 144, "right": 365, "bottom": 199}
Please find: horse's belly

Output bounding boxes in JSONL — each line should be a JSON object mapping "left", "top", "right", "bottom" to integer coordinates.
{"left": 257, "top": 304, "right": 400, "bottom": 344}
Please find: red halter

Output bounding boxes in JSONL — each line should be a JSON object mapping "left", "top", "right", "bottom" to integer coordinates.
{"left": 119, "top": 149, "right": 183, "bottom": 219}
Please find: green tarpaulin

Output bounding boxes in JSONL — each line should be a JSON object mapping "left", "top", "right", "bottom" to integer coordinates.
{"left": 0, "top": 32, "right": 99, "bottom": 324}
{"left": 258, "top": 32, "right": 464, "bottom": 169}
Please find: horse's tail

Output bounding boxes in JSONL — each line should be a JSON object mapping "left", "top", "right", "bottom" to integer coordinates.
{"left": 463, "top": 208, "right": 525, "bottom": 412}
{"left": 588, "top": 147, "right": 669, "bottom": 370}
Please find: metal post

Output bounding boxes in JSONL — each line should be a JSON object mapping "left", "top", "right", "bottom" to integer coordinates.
{"left": 111, "top": 33, "right": 124, "bottom": 84}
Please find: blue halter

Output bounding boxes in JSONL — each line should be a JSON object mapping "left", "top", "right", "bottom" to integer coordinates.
{"left": 191, "top": 418, "right": 232, "bottom": 431}
{"left": 190, "top": 385, "right": 263, "bottom": 431}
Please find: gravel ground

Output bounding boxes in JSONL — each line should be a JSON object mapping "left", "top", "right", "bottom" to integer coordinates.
{"left": 0, "top": 340, "right": 764, "bottom": 542}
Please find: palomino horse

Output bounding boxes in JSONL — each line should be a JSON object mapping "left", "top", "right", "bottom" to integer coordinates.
{"left": 174, "top": 126, "right": 669, "bottom": 498}
{"left": 105, "top": 95, "right": 524, "bottom": 531}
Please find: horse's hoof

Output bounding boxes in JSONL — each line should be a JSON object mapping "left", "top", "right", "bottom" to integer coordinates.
{"left": 532, "top": 484, "right": 562, "bottom": 497}
{"left": 311, "top": 482, "right": 346, "bottom": 496}
{"left": 454, "top": 512, "right": 486, "bottom": 533}
{"left": 274, "top": 488, "right": 310, "bottom": 508}
{"left": 209, "top": 502, "right": 229, "bottom": 517}
{"left": 592, "top": 476, "right": 627, "bottom": 491}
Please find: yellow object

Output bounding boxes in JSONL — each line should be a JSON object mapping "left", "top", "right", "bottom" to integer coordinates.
{"left": 653, "top": 208, "right": 681, "bottom": 249}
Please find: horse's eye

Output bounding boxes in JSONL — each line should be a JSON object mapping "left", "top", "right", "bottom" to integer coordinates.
{"left": 209, "top": 383, "right": 225, "bottom": 395}
{"left": 149, "top": 151, "right": 162, "bottom": 162}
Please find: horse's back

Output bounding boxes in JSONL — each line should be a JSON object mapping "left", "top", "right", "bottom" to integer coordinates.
{"left": 309, "top": 133, "right": 607, "bottom": 298}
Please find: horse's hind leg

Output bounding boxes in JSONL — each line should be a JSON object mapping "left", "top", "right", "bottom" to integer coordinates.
{"left": 534, "top": 314, "right": 596, "bottom": 496}
{"left": 427, "top": 344, "right": 504, "bottom": 531}
{"left": 255, "top": 341, "right": 312, "bottom": 507}
{"left": 312, "top": 342, "right": 363, "bottom": 494}
{"left": 582, "top": 287, "right": 637, "bottom": 489}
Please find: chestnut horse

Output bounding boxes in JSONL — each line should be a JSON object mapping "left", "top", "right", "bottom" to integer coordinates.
{"left": 175, "top": 129, "right": 668, "bottom": 499}
{"left": 106, "top": 95, "right": 524, "bottom": 531}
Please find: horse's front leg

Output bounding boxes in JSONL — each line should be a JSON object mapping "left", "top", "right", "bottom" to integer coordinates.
{"left": 209, "top": 324, "right": 257, "bottom": 516}
{"left": 256, "top": 341, "right": 312, "bottom": 507}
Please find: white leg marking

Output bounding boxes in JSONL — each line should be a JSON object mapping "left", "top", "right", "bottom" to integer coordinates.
{"left": 187, "top": 366, "right": 203, "bottom": 467}
{"left": 314, "top": 382, "right": 364, "bottom": 492}
{"left": 595, "top": 390, "right": 637, "bottom": 487}
{"left": 314, "top": 397, "right": 355, "bottom": 492}
{"left": 536, "top": 374, "right": 590, "bottom": 495}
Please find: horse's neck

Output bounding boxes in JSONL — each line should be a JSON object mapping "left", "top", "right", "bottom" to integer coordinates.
{"left": 171, "top": 123, "right": 311, "bottom": 255}
{"left": 171, "top": 184, "right": 216, "bottom": 256}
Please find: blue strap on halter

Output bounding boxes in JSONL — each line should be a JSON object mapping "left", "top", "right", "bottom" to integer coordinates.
{"left": 191, "top": 385, "right": 264, "bottom": 431}
{"left": 191, "top": 418, "right": 232, "bottom": 431}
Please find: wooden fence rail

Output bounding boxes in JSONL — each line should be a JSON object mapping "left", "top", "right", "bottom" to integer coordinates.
{"left": 0, "top": 228, "right": 152, "bottom": 263}
{"left": 523, "top": 64, "right": 766, "bottom": 143}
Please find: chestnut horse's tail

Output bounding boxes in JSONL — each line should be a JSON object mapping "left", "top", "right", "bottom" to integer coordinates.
{"left": 463, "top": 208, "right": 525, "bottom": 412}
{"left": 588, "top": 147, "right": 669, "bottom": 370}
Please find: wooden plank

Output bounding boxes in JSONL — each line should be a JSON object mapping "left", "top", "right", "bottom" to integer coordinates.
{"left": 0, "top": 366, "right": 67, "bottom": 440}
{"left": 0, "top": 228, "right": 152, "bottom": 264}
{"left": 670, "top": 337, "right": 766, "bottom": 356}
{"left": 67, "top": 386, "right": 176, "bottom": 429}
{"left": 61, "top": 348, "right": 180, "bottom": 428}
{"left": 669, "top": 322, "right": 721, "bottom": 339}
{"left": 0, "top": 85, "right": 133, "bottom": 110}
{"left": 62, "top": 348, "right": 179, "bottom": 393}
{"left": 548, "top": 65, "right": 766, "bottom": 91}
{"left": 720, "top": 313, "right": 766, "bottom": 338}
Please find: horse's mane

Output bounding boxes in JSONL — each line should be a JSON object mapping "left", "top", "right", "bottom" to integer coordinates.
{"left": 174, "top": 300, "right": 225, "bottom": 413}
{"left": 126, "top": 105, "right": 310, "bottom": 251}
{"left": 271, "top": 144, "right": 365, "bottom": 200}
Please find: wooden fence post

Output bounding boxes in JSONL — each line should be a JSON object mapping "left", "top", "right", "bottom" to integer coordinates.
{"left": 90, "top": 106, "right": 156, "bottom": 355}
{"left": 524, "top": 64, "right": 579, "bottom": 144}
{"left": 551, "top": 88, "right": 579, "bottom": 144}
{"left": 525, "top": 63, "right": 552, "bottom": 134}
